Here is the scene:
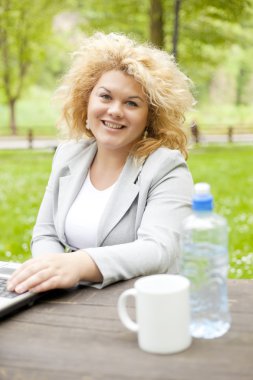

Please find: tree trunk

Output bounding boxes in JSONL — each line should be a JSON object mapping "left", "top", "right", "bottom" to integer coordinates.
{"left": 9, "top": 99, "right": 17, "bottom": 135}
{"left": 235, "top": 67, "right": 246, "bottom": 106}
{"left": 172, "top": 0, "right": 181, "bottom": 60}
{"left": 149, "top": 0, "right": 164, "bottom": 48}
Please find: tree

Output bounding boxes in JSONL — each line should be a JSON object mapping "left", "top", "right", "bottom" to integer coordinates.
{"left": 150, "top": 0, "right": 164, "bottom": 48}
{"left": 76, "top": 0, "right": 252, "bottom": 77}
{"left": 0, "top": 0, "right": 65, "bottom": 134}
{"left": 77, "top": 0, "right": 148, "bottom": 41}
{"left": 172, "top": 0, "right": 181, "bottom": 60}
{"left": 166, "top": 0, "right": 253, "bottom": 74}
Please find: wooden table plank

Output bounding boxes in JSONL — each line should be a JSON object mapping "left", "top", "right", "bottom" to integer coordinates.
{"left": 0, "top": 279, "right": 252, "bottom": 380}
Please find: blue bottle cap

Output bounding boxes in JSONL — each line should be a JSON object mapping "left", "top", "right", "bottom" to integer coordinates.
{"left": 192, "top": 183, "right": 213, "bottom": 211}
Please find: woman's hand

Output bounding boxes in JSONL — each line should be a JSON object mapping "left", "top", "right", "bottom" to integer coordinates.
{"left": 7, "top": 252, "right": 102, "bottom": 294}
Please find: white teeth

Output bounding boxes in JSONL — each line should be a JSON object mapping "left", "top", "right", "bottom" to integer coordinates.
{"left": 104, "top": 121, "right": 123, "bottom": 129}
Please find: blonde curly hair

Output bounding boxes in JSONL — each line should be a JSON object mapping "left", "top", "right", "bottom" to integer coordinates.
{"left": 57, "top": 32, "right": 195, "bottom": 159}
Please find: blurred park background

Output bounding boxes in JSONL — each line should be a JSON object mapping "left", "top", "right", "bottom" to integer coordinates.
{"left": 0, "top": 0, "right": 253, "bottom": 278}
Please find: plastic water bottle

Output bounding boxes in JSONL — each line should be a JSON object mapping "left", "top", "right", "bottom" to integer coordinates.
{"left": 180, "top": 183, "right": 231, "bottom": 339}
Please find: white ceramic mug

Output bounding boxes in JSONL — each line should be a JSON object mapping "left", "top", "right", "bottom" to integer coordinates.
{"left": 117, "top": 274, "right": 192, "bottom": 354}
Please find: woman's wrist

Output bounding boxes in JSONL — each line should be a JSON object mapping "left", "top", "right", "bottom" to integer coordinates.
{"left": 72, "top": 250, "right": 103, "bottom": 283}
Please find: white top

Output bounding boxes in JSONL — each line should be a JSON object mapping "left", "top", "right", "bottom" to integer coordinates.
{"left": 65, "top": 172, "right": 116, "bottom": 249}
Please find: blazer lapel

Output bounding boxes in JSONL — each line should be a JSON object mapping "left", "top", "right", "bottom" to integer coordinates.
{"left": 56, "top": 142, "right": 97, "bottom": 243}
{"left": 97, "top": 156, "right": 143, "bottom": 246}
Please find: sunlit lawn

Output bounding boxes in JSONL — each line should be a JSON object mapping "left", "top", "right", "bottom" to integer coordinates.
{"left": 0, "top": 150, "right": 53, "bottom": 261}
{"left": 0, "top": 145, "right": 252, "bottom": 279}
{"left": 188, "top": 144, "right": 253, "bottom": 279}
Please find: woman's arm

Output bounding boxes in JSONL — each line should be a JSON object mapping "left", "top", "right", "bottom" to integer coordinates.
{"left": 7, "top": 251, "right": 102, "bottom": 293}
{"left": 31, "top": 144, "right": 66, "bottom": 255}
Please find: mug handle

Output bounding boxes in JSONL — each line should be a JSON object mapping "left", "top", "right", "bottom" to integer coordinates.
{"left": 117, "top": 288, "right": 138, "bottom": 333}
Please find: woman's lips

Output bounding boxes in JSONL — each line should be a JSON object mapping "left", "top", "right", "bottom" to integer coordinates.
{"left": 102, "top": 120, "right": 125, "bottom": 129}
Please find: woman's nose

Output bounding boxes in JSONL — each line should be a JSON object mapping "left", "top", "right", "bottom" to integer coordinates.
{"left": 108, "top": 101, "right": 123, "bottom": 118}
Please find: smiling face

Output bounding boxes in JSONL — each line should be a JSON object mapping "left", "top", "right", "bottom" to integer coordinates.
{"left": 87, "top": 70, "right": 149, "bottom": 157}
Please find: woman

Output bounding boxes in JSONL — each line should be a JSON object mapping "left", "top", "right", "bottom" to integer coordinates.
{"left": 8, "top": 32, "right": 194, "bottom": 293}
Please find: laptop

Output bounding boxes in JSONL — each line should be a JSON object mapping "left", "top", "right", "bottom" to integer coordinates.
{"left": 0, "top": 260, "right": 47, "bottom": 319}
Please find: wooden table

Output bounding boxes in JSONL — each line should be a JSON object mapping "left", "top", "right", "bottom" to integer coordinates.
{"left": 0, "top": 279, "right": 252, "bottom": 380}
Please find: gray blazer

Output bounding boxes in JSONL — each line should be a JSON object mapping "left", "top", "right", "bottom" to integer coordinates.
{"left": 32, "top": 139, "right": 194, "bottom": 288}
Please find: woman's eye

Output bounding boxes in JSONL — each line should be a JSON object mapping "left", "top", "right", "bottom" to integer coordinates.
{"left": 99, "top": 94, "right": 111, "bottom": 100}
{"left": 127, "top": 101, "right": 138, "bottom": 107}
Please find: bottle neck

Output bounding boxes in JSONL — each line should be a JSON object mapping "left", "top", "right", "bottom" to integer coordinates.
{"left": 192, "top": 195, "right": 213, "bottom": 212}
{"left": 193, "top": 210, "right": 213, "bottom": 216}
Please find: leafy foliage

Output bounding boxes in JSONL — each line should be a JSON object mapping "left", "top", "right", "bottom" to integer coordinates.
{"left": 1, "top": 0, "right": 253, "bottom": 133}
{"left": 73, "top": 0, "right": 253, "bottom": 86}
{"left": 0, "top": 0, "right": 60, "bottom": 101}
{"left": 170, "top": 0, "right": 253, "bottom": 80}
{"left": 76, "top": 0, "right": 149, "bottom": 40}
{"left": 0, "top": 0, "right": 71, "bottom": 132}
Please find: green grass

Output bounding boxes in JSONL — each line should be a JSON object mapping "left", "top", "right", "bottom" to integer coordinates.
{"left": 188, "top": 144, "right": 253, "bottom": 279}
{"left": 0, "top": 150, "right": 53, "bottom": 261}
{"left": 0, "top": 145, "right": 252, "bottom": 279}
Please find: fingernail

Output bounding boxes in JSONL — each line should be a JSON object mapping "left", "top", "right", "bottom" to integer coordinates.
{"left": 7, "top": 282, "right": 14, "bottom": 291}
{"left": 16, "top": 285, "right": 26, "bottom": 294}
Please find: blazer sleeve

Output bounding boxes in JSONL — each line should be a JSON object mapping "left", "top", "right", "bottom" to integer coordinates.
{"left": 84, "top": 150, "right": 194, "bottom": 288}
{"left": 31, "top": 145, "right": 66, "bottom": 255}
{"left": 31, "top": 139, "right": 97, "bottom": 256}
